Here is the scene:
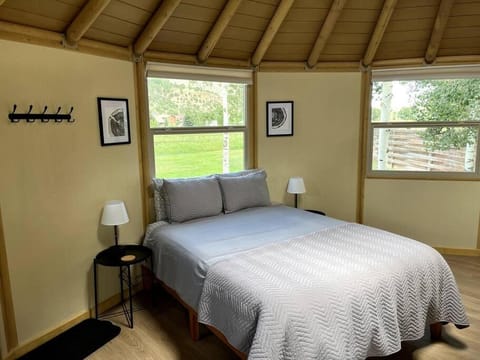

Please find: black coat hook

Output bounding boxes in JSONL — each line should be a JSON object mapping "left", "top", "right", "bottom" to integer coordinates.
{"left": 54, "top": 107, "right": 62, "bottom": 122}
{"left": 41, "top": 106, "right": 49, "bottom": 122}
{"left": 26, "top": 105, "right": 35, "bottom": 122}
{"left": 9, "top": 104, "right": 77, "bottom": 123}
{"left": 9, "top": 104, "right": 19, "bottom": 122}
{"left": 67, "top": 107, "right": 75, "bottom": 122}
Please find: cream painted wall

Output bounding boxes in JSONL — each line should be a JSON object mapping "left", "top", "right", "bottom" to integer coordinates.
{"left": 0, "top": 40, "right": 143, "bottom": 345}
{"left": 364, "top": 179, "right": 480, "bottom": 249}
{"left": 256, "top": 72, "right": 361, "bottom": 221}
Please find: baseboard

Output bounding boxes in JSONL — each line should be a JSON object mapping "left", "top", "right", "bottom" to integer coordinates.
{"left": 434, "top": 247, "right": 480, "bottom": 256}
{"left": 4, "top": 285, "right": 142, "bottom": 360}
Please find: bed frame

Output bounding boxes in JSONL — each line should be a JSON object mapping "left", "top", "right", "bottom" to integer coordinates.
{"left": 142, "top": 266, "right": 442, "bottom": 359}
{"left": 142, "top": 266, "right": 247, "bottom": 359}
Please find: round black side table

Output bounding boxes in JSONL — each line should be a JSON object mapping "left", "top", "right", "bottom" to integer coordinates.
{"left": 93, "top": 244, "right": 153, "bottom": 328}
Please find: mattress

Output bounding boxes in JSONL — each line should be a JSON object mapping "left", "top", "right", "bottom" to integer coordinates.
{"left": 143, "top": 205, "right": 343, "bottom": 310}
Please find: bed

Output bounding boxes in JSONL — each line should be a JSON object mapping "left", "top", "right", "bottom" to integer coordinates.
{"left": 143, "top": 170, "right": 469, "bottom": 360}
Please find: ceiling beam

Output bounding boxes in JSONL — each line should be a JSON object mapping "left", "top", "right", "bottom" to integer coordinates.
{"left": 307, "top": 0, "right": 347, "bottom": 69}
{"left": 251, "top": 0, "right": 295, "bottom": 67}
{"left": 197, "top": 0, "right": 243, "bottom": 63}
{"left": 424, "top": 0, "right": 455, "bottom": 64}
{"left": 134, "top": 0, "right": 181, "bottom": 57}
{"left": 64, "top": 0, "right": 111, "bottom": 46}
{"left": 362, "top": 0, "right": 398, "bottom": 67}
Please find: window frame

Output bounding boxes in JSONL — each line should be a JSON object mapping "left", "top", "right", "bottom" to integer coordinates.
{"left": 145, "top": 63, "right": 253, "bottom": 179}
{"left": 367, "top": 66, "right": 480, "bottom": 180}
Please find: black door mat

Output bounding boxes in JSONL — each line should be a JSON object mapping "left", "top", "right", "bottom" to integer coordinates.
{"left": 18, "top": 318, "right": 121, "bottom": 360}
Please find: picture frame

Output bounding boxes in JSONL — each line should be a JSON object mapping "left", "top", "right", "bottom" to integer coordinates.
{"left": 97, "top": 97, "right": 131, "bottom": 146}
{"left": 266, "top": 101, "right": 294, "bottom": 137}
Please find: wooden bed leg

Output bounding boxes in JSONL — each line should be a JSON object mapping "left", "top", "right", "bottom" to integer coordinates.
{"left": 189, "top": 310, "right": 200, "bottom": 341}
{"left": 430, "top": 322, "right": 442, "bottom": 341}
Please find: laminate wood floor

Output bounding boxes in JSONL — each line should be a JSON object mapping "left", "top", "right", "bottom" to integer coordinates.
{"left": 88, "top": 255, "right": 479, "bottom": 359}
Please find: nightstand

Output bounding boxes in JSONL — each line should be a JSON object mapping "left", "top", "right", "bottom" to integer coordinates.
{"left": 93, "top": 244, "right": 153, "bottom": 328}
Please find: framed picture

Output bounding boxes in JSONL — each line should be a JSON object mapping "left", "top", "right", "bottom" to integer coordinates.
{"left": 266, "top": 101, "right": 294, "bottom": 136}
{"left": 97, "top": 97, "right": 131, "bottom": 146}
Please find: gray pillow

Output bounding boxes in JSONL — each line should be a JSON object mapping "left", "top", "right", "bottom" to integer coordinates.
{"left": 152, "top": 178, "right": 169, "bottom": 221}
{"left": 163, "top": 176, "right": 223, "bottom": 223}
{"left": 217, "top": 170, "right": 271, "bottom": 213}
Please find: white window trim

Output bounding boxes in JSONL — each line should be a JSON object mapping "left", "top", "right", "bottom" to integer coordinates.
{"left": 146, "top": 62, "right": 253, "bottom": 178}
{"left": 367, "top": 66, "right": 480, "bottom": 180}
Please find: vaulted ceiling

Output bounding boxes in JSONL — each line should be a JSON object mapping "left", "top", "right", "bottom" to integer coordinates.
{"left": 0, "top": 0, "right": 479, "bottom": 70}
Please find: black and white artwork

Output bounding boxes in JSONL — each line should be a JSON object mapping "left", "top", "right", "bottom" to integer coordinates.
{"left": 97, "top": 97, "right": 131, "bottom": 146}
{"left": 266, "top": 101, "right": 294, "bottom": 136}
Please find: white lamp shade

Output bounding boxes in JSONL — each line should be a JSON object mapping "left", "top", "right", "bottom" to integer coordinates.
{"left": 101, "top": 200, "right": 129, "bottom": 225}
{"left": 287, "top": 177, "right": 306, "bottom": 194}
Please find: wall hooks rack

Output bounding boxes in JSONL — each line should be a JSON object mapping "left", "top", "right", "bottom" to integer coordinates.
{"left": 8, "top": 104, "right": 75, "bottom": 123}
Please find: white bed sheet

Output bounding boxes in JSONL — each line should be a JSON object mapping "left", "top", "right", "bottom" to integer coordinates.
{"left": 143, "top": 205, "right": 343, "bottom": 310}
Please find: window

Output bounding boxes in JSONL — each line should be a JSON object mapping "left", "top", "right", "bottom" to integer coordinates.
{"left": 368, "top": 66, "right": 480, "bottom": 178}
{"left": 146, "top": 64, "right": 252, "bottom": 179}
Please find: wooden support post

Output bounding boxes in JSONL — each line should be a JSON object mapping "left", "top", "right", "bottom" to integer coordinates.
{"left": 424, "top": 0, "right": 455, "bottom": 64}
{"left": 307, "top": 0, "right": 347, "bottom": 68}
{"left": 64, "top": 0, "right": 112, "bottom": 47}
{"left": 362, "top": 0, "right": 398, "bottom": 67}
{"left": 251, "top": 0, "right": 295, "bottom": 66}
{"left": 134, "top": 0, "right": 181, "bottom": 57}
{"left": 197, "top": 0, "right": 243, "bottom": 63}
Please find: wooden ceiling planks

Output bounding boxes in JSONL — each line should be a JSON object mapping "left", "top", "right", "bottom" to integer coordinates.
{"left": 0, "top": 0, "right": 79, "bottom": 33}
{"left": 0, "top": 0, "right": 479, "bottom": 68}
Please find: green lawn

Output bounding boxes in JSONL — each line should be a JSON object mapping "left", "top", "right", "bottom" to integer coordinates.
{"left": 154, "top": 133, "right": 244, "bottom": 178}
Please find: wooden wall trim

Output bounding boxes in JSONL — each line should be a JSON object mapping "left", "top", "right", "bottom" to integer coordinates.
{"left": 134, "top": 61, "right": 153, "bottom": 226}
{"left": 356, "top": 71, "right": 371, "bottom": 224}
{"left": 250, "top": 71, "right": 258, "bottom": 168}
{"left": 0, "top": 206, "right": 18, "bottom": 353}
{"left": 259, "top": 61, "right": 359, "bottom": 71}
{"left": 477, "top": 212, "right": 480, "bottom": 250}
{"left": 6, "top": 285, "right": 142, "bottom": 359}
{"left": 435, "top": 247, "right": 480, "bottom": 257}
{"left": 0, "top": 20, "right": 131, "bottom": 61}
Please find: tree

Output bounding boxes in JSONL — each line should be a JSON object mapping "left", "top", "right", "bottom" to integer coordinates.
{"left": 410, "top": 79, "right": 480, "bottom": 151}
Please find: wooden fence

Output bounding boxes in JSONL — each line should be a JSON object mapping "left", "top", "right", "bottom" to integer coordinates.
{"left": 373, "top": 128, "right": 470, "bottom": 172}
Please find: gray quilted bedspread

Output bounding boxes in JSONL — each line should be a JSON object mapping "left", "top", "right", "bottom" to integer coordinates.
{"left": 197, "top": 223, "right": 469, "bottom": 359}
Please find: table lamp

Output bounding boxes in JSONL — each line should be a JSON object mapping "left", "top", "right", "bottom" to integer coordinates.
{"left": 101, "top": 200, "right": 129, "bottom": 246}
{"left": 287, "top": 177, "right": 306, "bottom": 208}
